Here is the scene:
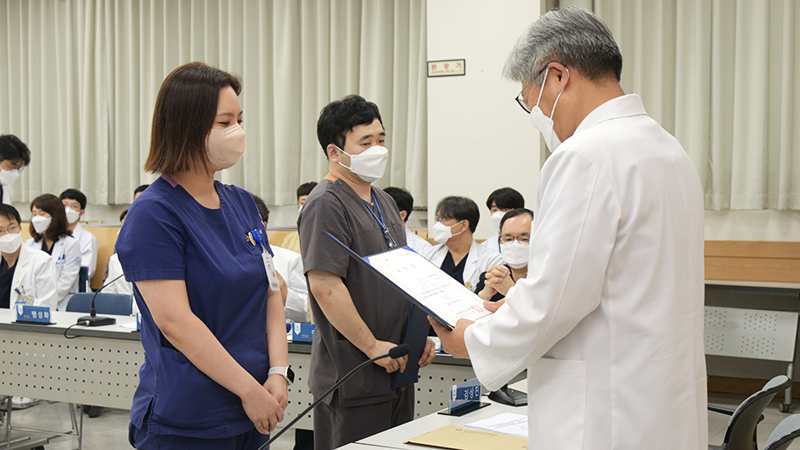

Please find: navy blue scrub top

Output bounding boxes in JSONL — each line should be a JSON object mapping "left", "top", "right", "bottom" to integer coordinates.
{"left": 116, "top": 174, "right": 273, "bottom": 439}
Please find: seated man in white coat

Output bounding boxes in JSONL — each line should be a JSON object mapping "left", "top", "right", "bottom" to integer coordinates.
{"left": 60, "top": 189, "right": 99, "bottom": 292}
{"left": 430, "top": 6, "right": 707, "bottom": 450}
{"left": 252, "top": 194, "right": 310, "bottom": 323}
{"left": 0, "top": 204, "right": 57, "bottom": 310}
{"left": 421, "top": 196, "right": 502, "bottom": 292}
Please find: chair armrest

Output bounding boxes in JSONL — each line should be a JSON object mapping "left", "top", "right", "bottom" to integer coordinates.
{"left": 708, "top": 405, "right": 735, "bottom": 416}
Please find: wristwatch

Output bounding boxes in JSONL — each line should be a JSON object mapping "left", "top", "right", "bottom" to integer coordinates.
{"left": 268, "top": 366, "right": 294, "bottom": 385}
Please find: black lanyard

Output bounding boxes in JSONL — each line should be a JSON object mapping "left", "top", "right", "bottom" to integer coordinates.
{"left": 363, "top": 190, "right": 397, "bottom": 249}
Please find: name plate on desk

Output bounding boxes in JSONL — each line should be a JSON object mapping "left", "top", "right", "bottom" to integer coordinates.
{"left": 15, "top": 303, "right": 51, "bottom": 324}
{"left": 292, "top": 323, "right": 316, "bottom": 342}
{"left": 447, "top": 378, "right": 482, "bottom": 414}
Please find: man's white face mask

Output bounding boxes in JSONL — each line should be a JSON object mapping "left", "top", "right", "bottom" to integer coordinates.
{"left": 337, "top": 145, "right": 389, "bottom": 183}
{"left": 529, "top": 65, "right": 569, "bottom": 152}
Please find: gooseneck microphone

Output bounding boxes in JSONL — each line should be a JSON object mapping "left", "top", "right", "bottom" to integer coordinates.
{"left": 258, "top": 343, "right": 411, "bottom": 450}
{"left": 76, "top": 273, "right": 125, "bottom": 327}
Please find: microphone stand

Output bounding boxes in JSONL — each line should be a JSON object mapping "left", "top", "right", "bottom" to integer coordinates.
{"left": 257, "top": 344, "right": 411, "bottom": 450}
{"left": 76, "top": 273, "right": 125, "bottom": 327}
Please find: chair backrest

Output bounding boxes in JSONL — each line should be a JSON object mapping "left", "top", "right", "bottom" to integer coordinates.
{"left": 764, "top": 414, "right": 800, "bottom": 450}
{"left": 66, "top": 292, "right": 134, "bottom": 316}
{"left": 723, "top": 375, "right": 793, "bottom": 450}
{"left": 78, "top": 266, "right": 89, "bottom": 293}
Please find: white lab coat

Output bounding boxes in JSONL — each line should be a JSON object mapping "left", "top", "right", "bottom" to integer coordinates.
{"left": 479, "top": 234, "right": 501, "bottom": 253}
{"left": 404, "top": 227, "right": 432, "bottom": 254}
{"left": 272, "top": 245, "right": 309, "bottom": 323}
{"left": 104, "top": 253, "right": 138, "bottom": 314}
{"left": 464, "top": 95, "right": 707, "bottom": 450}
{"left": 421, "top": 240, "right": 503, "bottom": 292}
{"left": 71, "top": 223, "right": 99, "bottom": 291}
{"left": 7, "top": 244, "right": 58, "bottom": 310}
{"left": 26, "top": 235, "right": 82, "bottom": 311}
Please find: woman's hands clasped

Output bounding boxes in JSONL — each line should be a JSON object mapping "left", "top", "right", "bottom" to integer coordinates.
{"left": 241, "top": 379, "right": 287, "bottom": 435}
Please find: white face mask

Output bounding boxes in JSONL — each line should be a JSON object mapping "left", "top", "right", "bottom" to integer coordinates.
{"left": 529, "top": 66, "right": 568, "bottom": 152}
{"left": 501, "top": 240, "right": 530, "bottom": 269}
{"left": 65, "top": 207, "right": 80, "bottom": 224}
{"left": 337, "top": 145, "right": 389, "bottom": 183}
{"left": 491, "top": 211, "right": 506, "bottom": 233}
{"left": 206, "top": 123, "right": 246, "bottom": 170}
{"left": 0, "top": 169, "right": 20, "bottom": 187}
{"left": 31, "top": 215, "right": 51, "bottom": 234}
{"left": 432, "top": 220, "right": 464, "bottom": 245}
{"left": 0, "top": 232, "right": 22, "bottom": 253}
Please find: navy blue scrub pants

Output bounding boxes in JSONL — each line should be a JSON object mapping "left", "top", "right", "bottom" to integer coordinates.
{"left": 129, "top": 419, "right": 270, "bottom": 450}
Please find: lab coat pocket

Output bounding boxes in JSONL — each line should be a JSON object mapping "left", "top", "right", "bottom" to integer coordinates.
{"left": 528, "top": 358, "right": 587, "bottom": 449}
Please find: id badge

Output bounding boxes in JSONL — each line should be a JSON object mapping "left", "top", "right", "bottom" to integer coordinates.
{"left": 262, "top": 251, "right": 281, "bottom": 292}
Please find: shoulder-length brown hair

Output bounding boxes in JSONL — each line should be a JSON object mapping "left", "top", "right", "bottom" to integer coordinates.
{"left": 145, "top": 62, "right": 242, "bottom": 174}
{"left": 30, "top": 194, "right": 71, "bottom": 243}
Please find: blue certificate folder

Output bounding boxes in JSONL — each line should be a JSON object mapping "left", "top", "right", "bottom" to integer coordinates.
{"left": 325, "top": 232, "right": 432, "bottom": 389}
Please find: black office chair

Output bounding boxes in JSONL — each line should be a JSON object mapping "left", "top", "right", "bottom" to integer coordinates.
{"left": 763, "top": 414, "right": 800, "bottom": 450}
{"left": 709, "top": 375, "right": 793, "bottom": 450}
{"left": 66, "top": 292, "right": 134, "bottom": 316}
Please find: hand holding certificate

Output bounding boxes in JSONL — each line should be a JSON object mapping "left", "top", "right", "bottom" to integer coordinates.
{"left": 326, "top": 233, "right": 491, "bottom": 329}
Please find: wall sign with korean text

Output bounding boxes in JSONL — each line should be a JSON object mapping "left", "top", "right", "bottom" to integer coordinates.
{"left": 428, "top": 59, "right": 466, "bottom": 77}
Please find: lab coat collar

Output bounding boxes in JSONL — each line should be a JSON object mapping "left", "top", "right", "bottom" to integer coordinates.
{"left": 566, "top": 94, "right": 648, "bottom": 149}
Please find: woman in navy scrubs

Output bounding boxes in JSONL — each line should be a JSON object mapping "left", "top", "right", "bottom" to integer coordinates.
{"left": 117, "top": 62, "right": 289, "bottom": 449}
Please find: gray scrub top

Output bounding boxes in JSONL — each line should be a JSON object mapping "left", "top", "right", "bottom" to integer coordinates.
{"left": 299, "top": 178, "right": 411, "bottom": 407}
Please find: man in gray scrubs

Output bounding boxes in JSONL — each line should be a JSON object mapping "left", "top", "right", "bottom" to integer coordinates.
{"left": 299, "top": 95, "right": 436, "bottom": 449}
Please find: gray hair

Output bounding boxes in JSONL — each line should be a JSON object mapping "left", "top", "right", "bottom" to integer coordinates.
{"left": 503, "top": 6, "right": 622, "bottom": 86}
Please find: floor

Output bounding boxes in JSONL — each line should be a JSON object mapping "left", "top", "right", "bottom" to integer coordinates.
{"left": 1, "top": 395, "right": 799, "bottom": 449}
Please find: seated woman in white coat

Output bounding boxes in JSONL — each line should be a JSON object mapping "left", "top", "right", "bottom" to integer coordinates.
{"left": 0, "top": 204, "right": 57, "bottom": 309}
{"left": 26, "top": 194, "right": 82, "bottom": 311}
{"left": 421, "top": 196, "right": 503, "bottom": 292}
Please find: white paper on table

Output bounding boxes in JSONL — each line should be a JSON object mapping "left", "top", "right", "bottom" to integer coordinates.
{"left": 119, "top": 321, "right": 137, "bottom": 330}
{"left": 365, "top": 248, "right": 491, "bottom": 328}
{"left": 464, "top": 412, "right": 528, "bottom": 438}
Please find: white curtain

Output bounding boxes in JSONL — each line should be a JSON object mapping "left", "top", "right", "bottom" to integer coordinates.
{"left": 558, "top": 0, "right": 800, "bottom": 210}
{"left": 0, "top": 0, "right": 427, "bottom": 206}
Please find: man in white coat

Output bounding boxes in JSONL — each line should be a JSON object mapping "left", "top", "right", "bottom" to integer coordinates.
{"left": 430, "top": 6, "right": 707, "bottom": 450}
{"left": 0, "top": 204, "right": 57, "bottom": 310}
{"left": 61, "top": 189, "right": 99, "bottom": 292}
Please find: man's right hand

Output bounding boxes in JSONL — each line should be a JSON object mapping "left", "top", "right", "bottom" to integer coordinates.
{"left": 367, "top": 340, "right": 408, "bottom": 374}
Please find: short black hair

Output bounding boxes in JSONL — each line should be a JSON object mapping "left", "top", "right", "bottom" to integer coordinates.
{"left": 134, "top": 184, "right": 150, "bottom": 197}
{"left": 59, "top": 189, "right": 88, "bottom": 210}
{"left": 251, "top": 193, "right": 270, "bottom": 225}
{"left": 0, "top": 134, "right": 31, "bottom": 167}
{"left": 500, "top": 208, "right": 534, "bottom": 232}
{"left": 436, "top": 196, "right": 480, "bottom": 233}
{"left": 296, "top": 182, "right": 318, "bottom": 199}
{"left": 0, "top": 204, "right": 22, "bottom": 225}
{"left": 317, "top": 95, "right": 383, "bottom": 158}
{"left": 486, "top": 187, "right": 525, "bottom": 210}
{"left": 384, "top": 187, "right": 413, "bottom": 222}
{"left": 120, "top": 209, "right": 129, "bottom": 222}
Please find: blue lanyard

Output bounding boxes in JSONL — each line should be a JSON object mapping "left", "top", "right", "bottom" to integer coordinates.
{"left": 363, "top": 190, "right": 396, "bottom": 249}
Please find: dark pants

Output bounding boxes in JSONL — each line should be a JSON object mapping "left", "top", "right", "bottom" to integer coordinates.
{"left": 313, "top": 384, "right": 414, "bottom": 450}
{"left": 129, "top": 420, "right": 270, "bottom": 450}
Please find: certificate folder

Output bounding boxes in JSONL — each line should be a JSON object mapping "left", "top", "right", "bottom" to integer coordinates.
{"left": 325, "top": 232, "right": 492, "bottom": 330}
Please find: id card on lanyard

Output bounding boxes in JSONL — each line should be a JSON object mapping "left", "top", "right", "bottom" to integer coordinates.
{"left": 247, "top": 229, "right": 281, "bottom": 292}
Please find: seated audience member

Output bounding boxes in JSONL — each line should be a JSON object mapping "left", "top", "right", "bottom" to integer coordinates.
{"left": 0, "top": 134, "right": 31, "bottom": 204}
{"left": 133, "top": 184, "right": 149, "bottom": 200}
{"left": 26, "top": 194, "right": 81, "bottom": 310}
{"left": 60, "top": 189, "right": 99, "bottom": 291}
{"left": 475, "top": 208, "right": 534, "bottom": 303}
{"left": 252, "top": 194, "right": 310, "bottom": 323}
{"left": 384, "top": 187, "right": 432, "bottom": 253}
{"left": 0, "top": 204, "right": 57, "bottom": 309}
{"left": 421, "top": 196, "right": 503, "bottom": 292}
{"left": 481, "top": 187, "right": 525, "bottom": 253}
{"left": 104, "top": 209, "right": 137, "bottom": 313}
{"left": 281, "top": 181, "right": 318, "bottom": 254}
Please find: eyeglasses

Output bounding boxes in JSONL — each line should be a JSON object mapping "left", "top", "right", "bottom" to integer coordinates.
{"left": 0, "top": 224, "right": 20, "bottom": 235}
{"left": 500, "top": 234, "right": 530, "bottom": 244}
{"left": 514, "top": 62, "right": 565, "bottom": 113}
